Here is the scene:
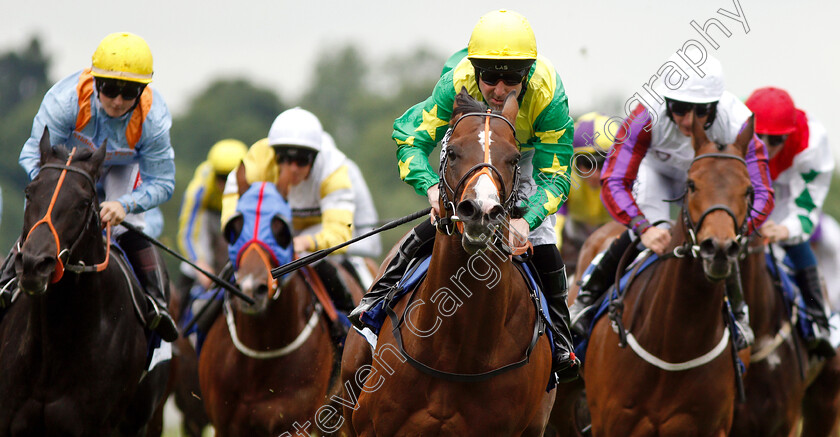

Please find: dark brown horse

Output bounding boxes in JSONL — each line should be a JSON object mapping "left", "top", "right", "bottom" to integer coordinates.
{"left": 341, "top": 89, "right": 555, "bottom": 436}
{"left": 581, "top": 118, "right": 758, "bottom": 436}
{"left": 198, "top": 172, "right": 362, "bottom": 436}
{"left": 0, "top": 131, "right": 169, "bottom": 435}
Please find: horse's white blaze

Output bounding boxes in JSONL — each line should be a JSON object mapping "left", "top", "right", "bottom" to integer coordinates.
{"left": 478, "top": 131, "right": 492, "bottom": 164}
{"left": 473, "top": 173, "right": 501, "bottom": 214}
{"left": 239, "top": 273, "right": 258, "bottom": 294}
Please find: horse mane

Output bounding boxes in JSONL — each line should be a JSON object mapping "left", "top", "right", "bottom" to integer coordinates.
{"left": 451, "top": 92, "right": 494, "bottom": 123}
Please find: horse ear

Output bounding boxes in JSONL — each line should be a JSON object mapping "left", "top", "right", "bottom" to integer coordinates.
{"left": 451, "top": 87, "right": 471, "bottom": 118}
{"left": 690, "top": 113, "right": 710, "bottom": 153}
{"left": 235, "top": 163, "right": 248, "bottom": 196}
{"left": 732, "top": 116, "right": 754, "bottom": 157}
{"left": 90, "top": 139, "right": 107, "bottom": 171}
{"left": 39, "top": 127, "right": 53, "bottom": 166}
{"left": 501, "top": 91, "right": 519, "bottom": 124}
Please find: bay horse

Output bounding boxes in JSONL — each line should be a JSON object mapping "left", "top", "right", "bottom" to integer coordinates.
{"left": 581, "top": 117, "right": 758, "bottom": 436}
{"left": 340, "top": 88, "right": 556, "bottom": 436}
{"left": 0, "top": 130, "right": 169, "bottom": 435}
{"left": 198, "top": 170, "right": 362, "bottom": 436}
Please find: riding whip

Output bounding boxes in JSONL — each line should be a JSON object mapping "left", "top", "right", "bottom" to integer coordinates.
{"left": 120, "top": 221, "right": 254, "bottom": 305}
{"left": 271, "top": 207, "right": 432, "bottom": 279}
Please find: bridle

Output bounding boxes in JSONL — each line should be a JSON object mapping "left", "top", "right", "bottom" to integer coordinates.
{"left": 24, "top": 147, "right": 110, "bottom": 283}
{"left": 436, "top": 111, "right": 520, "bottom": 236}
{"left": 671, "top": 152, "right": 755, "bottom": 259}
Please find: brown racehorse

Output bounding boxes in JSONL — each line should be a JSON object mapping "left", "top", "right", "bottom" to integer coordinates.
{"left": 0, "top": 131, "right": 169, "bottom": 435}
{"left": 340, "top": 88, "right": 556, "bottom": 436}
{"left": 198, "top": 172, "right": 362, "bottom": 436}
{"left": 580, "top": 117, "right": 760, "bottom": 436}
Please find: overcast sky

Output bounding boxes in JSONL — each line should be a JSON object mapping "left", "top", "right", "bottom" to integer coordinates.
{"left": 3, "top": 0, "right": 839, "bottom": 154}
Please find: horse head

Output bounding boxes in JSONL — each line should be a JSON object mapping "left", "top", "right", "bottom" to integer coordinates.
{"left": 224, "top": 165, "right": 294, "bottom": 314}
{"left": 17, "top": 128, "right": 106, "bottom": 295}
{"left": 685, "top": 115, "right": 755, "bottom": 280}
{"left": 441, "top": 87, "right": 521, "bottom": 254}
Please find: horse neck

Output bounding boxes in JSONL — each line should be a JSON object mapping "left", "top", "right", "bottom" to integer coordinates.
{"left": 72, "top": 217, "right": 106, "bottom": 265}
{"left": 415, "top": 232, "right": 518, "bottom": 351}
{"left": 640, "top": 219, "right": 727, "bottom": 339}
{"left": 740, "top": 244, "right": 780, "bottom": 335}
{"left": 232, "top": 272, "right": 313, "bottom": 348}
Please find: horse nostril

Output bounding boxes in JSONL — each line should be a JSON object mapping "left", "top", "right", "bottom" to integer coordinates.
{"left": 254, "top": 284, "right": 269, "bottom": 297}
{"left": 698, "top": 239, "right": 717, "bottom": 259}
{"left": 725, "top": 240, "right": 741, "bottom": 259}
{"left": 456, "top": 200, "right": 480, "bottom": 221}
{"left": 487, "top": 204, "right": 505, "bottom": 222}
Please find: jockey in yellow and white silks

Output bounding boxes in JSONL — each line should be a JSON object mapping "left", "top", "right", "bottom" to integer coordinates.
{"left": 177, "top": 139, "right": 247, "bottom": 289}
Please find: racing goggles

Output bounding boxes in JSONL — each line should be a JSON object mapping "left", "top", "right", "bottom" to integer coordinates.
{"left": 666, "top": 98, "right": 716, "bottom": 118}
{"left": 95, "top": 78, "right": 146, "bottom": 100}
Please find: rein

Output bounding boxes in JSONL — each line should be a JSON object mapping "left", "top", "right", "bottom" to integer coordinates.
{"left": 25, "top": 148, "right": 110, "bottom": 283}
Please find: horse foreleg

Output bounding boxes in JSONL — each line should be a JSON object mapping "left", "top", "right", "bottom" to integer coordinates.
{"left": 801, "top": 354, "right": 840, "bottom": 437}
{"left": 338, "top": 329, "right": 372, "bottom": 437}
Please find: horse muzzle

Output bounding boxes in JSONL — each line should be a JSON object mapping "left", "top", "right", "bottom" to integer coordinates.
{"left": 698, "top": 237, "right": 740, "bottom": 281}
{"left": 457, "top": 199, "right": 504, "bottom": 254}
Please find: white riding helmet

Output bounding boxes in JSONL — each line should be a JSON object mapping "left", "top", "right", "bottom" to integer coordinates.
{"left": 661, "top": 53, "right": 725, "bottom": 104}
{"left": 268, "top": 107, "right": 323, "bottom": 152}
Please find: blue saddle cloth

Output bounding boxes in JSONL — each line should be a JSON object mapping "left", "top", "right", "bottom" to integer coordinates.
{"left": 358, "top": 255, "right": 558, "bottom": 390}
{"left": 765, "top": 252, "right": 815, "bottom": 340}
{"left": 572, "top": 254, "right": 660, "bottom": 365}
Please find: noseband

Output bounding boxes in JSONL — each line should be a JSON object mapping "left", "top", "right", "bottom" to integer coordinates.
{"left": 24, "top": 147, "right": 110, "bottom": 283}
{"left": 437, "top": 111, "right": 520, "bottom": 235}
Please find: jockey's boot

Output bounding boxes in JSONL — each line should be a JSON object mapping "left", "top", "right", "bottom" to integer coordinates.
{"left": 0, "top": 241, "right": 19, "bottom": 309}
{"left": 348, "top": 220, "right": 436, "bottom": 329}
{"left": 725, "top": 262, "right": 754, "bottom": 351}
{"left": 796, "top": 265, "right": 836, "bottom": 357}
{"left": 313, "top": 260, "right": 354, "bottom": 346}
{"left": 121, "top": 233, "right": 179, "bottom": 343}
{"left": 569, "top": 229, "right": 637, "bottom": 336}
{"left": 539, "top": 263, "right": 580, "bottom": 383}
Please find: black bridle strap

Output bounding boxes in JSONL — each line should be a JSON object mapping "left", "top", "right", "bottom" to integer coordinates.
{"left": 37, "top": 162, "right": 109, "bottom": 274}
{"left": 438, "top": 111, "right": 520, "bottom": 234}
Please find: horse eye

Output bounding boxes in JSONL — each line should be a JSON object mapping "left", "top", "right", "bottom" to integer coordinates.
{"left": 509, "top": 154, "right": 520, "bottom": 167}
{"left": 446, "top": 148, "right": 457, "bottom": 160}
{"left": 687, "top": 180, "right": 696, "bottom": 192}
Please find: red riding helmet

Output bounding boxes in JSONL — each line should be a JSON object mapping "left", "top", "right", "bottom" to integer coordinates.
{"left": 745, "top": 87, "right": 797, "bottom": 135}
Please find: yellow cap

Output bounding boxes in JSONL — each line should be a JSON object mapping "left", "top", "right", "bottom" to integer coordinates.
{"left": 207, "top": 139, "right": 248, "bottom": 175}
{"left": 91, "top": 32, "right": 154, "bottom": 84}
{"left": 468, "top": 10, "right": 537, "bottom": 60}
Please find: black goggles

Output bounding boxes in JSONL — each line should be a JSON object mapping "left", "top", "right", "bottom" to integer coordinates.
{"left": 758, "top": 134, "right": 788, "bottom": 147}
{"left": 479, "top": 69, "right": 528, "bottom": 86}
{"left": 666, "top": 98, "right": 716, "bottom": 118}
{"left": 274, "top": 147, "right": 317, "bottom": 166}
{"left": 95, "top": 78, "right": 146, "bottom": 100}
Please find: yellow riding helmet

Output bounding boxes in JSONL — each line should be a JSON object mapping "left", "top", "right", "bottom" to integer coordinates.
{"left": 468, "top": 10, "right": 537, "bottom": 64}
{"left": 91, "top": 32, "right": 154, "bottom": 84}
{"left": 207, "top": 139, "right": 248, "bottom": 175}
{"left": 573, "top": 112, "right": 613, "bottom": 155}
